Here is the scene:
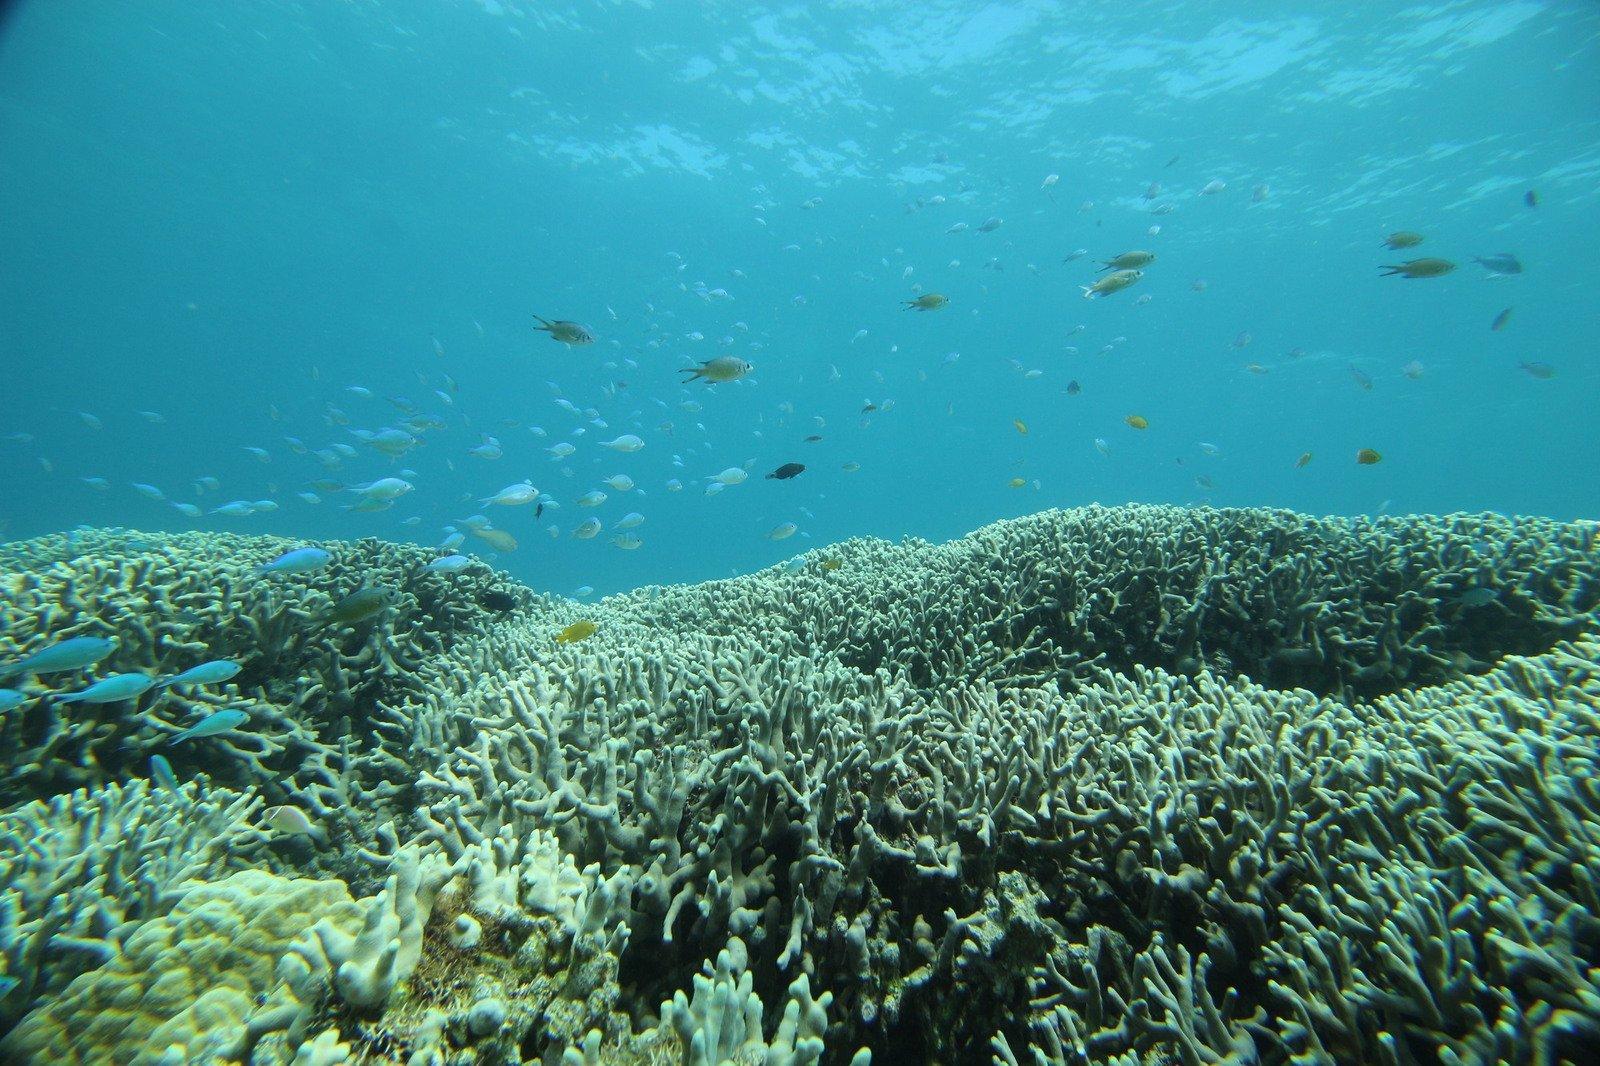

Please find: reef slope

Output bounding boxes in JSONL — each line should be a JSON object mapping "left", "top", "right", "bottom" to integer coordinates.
{"left": 1, "top": 505, "right": 1597, "bottom": 1064}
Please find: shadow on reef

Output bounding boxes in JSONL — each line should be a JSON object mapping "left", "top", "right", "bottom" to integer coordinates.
{"left": 2, "top": 506, "right": 1598, "bottom": 1064}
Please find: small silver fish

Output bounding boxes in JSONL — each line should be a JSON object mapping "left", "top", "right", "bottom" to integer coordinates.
{"left": 159, "top": 660, "right": 242, "bottom": 688}
{"left": 168, "top": 708, "right": 249, "bottom": 744}
{"left": 55, "top": 672, "right": 156, "bottom": 704}
{"left": 0, "top": 636, "right": 116, "bottom": 679}
{"left": 149, "top": 753, "right": 180, "bottom": 792}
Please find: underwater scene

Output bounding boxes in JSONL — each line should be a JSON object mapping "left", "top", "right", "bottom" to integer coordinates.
{"left": 2, "top": 1, "right": 1599, "bottom": 1064}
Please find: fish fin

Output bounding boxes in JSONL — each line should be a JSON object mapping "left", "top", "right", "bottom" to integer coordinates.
{"left": 1378, "top": 266, "right": 1402, "bottom": 276}
{"left": 1079, "top": 286, "right": 1095, "bottom": 299}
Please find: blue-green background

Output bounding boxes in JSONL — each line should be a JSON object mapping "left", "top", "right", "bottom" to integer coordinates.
{"left": 2, "top": 0, "right": 1596, "bottom": 596}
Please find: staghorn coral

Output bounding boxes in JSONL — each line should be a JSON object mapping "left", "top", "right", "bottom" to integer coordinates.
{"left": 0, "top": 505, "right": 1596, "bottom": 1064}
{"left": 0, "top": 527, "right": 535, "bottom": 847}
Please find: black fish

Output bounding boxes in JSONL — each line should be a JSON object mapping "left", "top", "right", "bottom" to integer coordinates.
{"left": 1490, "top": 307, "right": 1512, "bottom": 332}
{"left": 766, "top": 463, "right": 805, "bottom": 480}
{"left": 803, "top": 434, "right": 823, "bottom": 442}
{"left": 1525, "top": 189, "right": 1538, "bottom": 208}
{"left": 1066, "top": 380, "right": 1081, "bottom": 395}
{"left": 479, "top": 590, "right": 518, "bottom": 613}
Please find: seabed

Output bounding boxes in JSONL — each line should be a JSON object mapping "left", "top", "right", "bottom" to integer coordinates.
{"left": 1, "top": 504, "right": 1597, "bottom": 1064}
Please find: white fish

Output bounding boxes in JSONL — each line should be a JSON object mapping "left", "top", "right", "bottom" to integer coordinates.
{"left": 577, "top": 490, "right": 607, "bottom": 507}
{"left": 131, "top": 482, "right": 165, "bottom": 501}
{"left": 611, "top": 534, "right": 644, "bottom": 550}
{"left": 665, "top": 478, "right": 683, "bottom": 492}
{"left": 1094, "top": 438, "right": 1111, "bottom": 457}
{"left": 481, "top": 481, "right": 538, "bottom": 506}
{"left": 710, "top": 467, "right": 747, "bottom": 486}
{"left": 352, "top": 477, "right": 413, "bottom": 501}
{"left": 210, "top": 500, "right": 256, "bottom": 516}
{"left": 767, "top": 522, "right": 798, "bottom": 541}
{"left": 1197, "top": 442, "right": 1222, "bottom": 456}
{"left": 171, "top": 502, "right": 201, "bottom": 517}
{"left": 295, "top": 492, "right": 321, "bottom": 505}
{"left": 572, "top": 518, "right": 602, "bottom": 539}
{"left": 1041, "top": 174, "right": 1059, "bottom": 188}
{"left": 1200, "top": 179, "right": 1226, "bottom": 195}
{"left": 548, "top": 442, "right": 577, "bottom": 459}
{"left": 243, "top": 446, "right": 271, "bottom": 463}
{"left": 600, "top": 435, "right": 644, "bottom": 452}
{"left": 615, "top": 511, "right": 645, "bottom": 529}
{"left": 261, "top": 804, "right": 324, "bottom": 840}
{"left": 603, "top": 474, "right": 636, "bottom": 492}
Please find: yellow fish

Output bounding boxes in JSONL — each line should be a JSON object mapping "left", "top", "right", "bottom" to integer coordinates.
{"left": 1380, "top": 258, "right": 1455, "bottom": 279}
{"left": 1125, "top": 415, "right": 1149, "bottom": 430}
{"left": 1009, "top": 477, "right": 1026, "bottom": 488}
{"left": 472, "top": 527, "right": 518, "bottom": 552}
{"left": 818, "top": 558, "right": 843, "bottom": 572}
{"left": 1383, "top": 231, "right": 1423, "bottom": 249}
{"left": 1081, "top": 269, "right": 1143, "bottom": 299}
{"left": 1295, "top": 451, "right": 1312, "bottom": 469}
{"left": 903, "top": 293, "right": 949, "bottom": 311}
{"left": 1013, "top": 419, "right": 1028, "bottom": 435}
{"left": 555, "top": 620, "right": 597, "bottom": 644}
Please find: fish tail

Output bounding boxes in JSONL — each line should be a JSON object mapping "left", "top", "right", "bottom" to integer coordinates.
{"left": 1079, "top": 286, "right": 1096, "bottom": 299}
{"left": 1378, "top": 266, "right": 1402, "bottom": 276}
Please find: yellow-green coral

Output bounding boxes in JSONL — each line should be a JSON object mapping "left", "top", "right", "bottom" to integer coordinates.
{"left": 1, "top": 870, "right": 362, "bottom": 1064}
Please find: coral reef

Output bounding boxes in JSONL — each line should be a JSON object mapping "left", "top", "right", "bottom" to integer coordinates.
{"left": 0, "top": 505, "right": 1596, "bottom": 1064}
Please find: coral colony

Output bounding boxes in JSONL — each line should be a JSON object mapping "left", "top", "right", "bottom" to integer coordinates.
{"left": 1, "top": 505, "right": 1598, "bottom": 1062}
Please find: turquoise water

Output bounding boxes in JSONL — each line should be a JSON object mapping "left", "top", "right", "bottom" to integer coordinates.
{"left": 2, "top": 0, "right": 1596, "bottom": 596}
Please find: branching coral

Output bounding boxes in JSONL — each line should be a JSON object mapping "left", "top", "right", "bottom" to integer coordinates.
{"left": 0, "top": 507, "right": 1596, "bottom": 1064}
